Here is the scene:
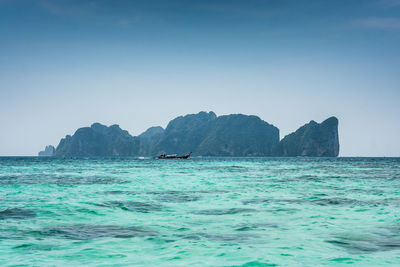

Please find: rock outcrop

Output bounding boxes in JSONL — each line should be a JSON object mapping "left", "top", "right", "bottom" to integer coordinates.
{"left": 196, "top": 114, "right": 279, "bottom": 156}
{"left": 273, "top": 117, "right": 339, "bottom": 157}
{"left": 55, "top": 123, "right": 140, "bottom": 157}
{"left": 152, "top": 111, "right": 218, "bottom": 155}
{"left": 38, "top": 145, "right": 55, "bottom": 157}
{"left": 151, "top": 112, "right": 279, "bottom": 156}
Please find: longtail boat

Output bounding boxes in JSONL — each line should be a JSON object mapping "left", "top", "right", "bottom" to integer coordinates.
{"left": 157, "top": 152, "right": 192, "bottom": 159}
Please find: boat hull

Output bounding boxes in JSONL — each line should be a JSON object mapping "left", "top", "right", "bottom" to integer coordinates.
{"left": 157, "top": 152, "right": 191, "bottom": 159}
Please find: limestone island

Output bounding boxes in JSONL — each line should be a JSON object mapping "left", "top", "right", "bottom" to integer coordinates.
{"left": 39, "top": 111, "right": 339, "bottom": 157}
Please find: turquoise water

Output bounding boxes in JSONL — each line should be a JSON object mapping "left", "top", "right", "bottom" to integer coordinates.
{"left": 1, "top": 157, "right": 399, "bottom": 266}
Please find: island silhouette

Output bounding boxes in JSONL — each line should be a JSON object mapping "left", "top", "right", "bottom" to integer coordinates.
{"left": 39, "top": 111, "right": 339, "bottom": 157}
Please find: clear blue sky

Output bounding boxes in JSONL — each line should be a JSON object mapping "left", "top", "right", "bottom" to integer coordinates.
{"left": 1, "top": 0, "right": 399, "bottom": 156}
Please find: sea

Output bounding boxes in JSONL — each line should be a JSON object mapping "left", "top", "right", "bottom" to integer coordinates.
{"left": 0, "top": 157, "right": 399, "bottom": 266}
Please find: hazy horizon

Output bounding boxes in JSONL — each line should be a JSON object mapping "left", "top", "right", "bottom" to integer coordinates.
{"left": 1, "top": 0, "right": 399, "bottom": 157}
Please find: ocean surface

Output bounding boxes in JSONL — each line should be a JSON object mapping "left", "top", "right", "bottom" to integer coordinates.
{"left": 0, "top": 157, "right": 399, "bottom": 266}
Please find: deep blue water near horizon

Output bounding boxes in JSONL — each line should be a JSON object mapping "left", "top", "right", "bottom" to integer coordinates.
{"left": 0, "top": 157, "right": 399, "bottom": 266}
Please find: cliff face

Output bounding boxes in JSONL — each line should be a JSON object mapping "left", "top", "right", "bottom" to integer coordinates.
{"left": 196, "top": 114, "right": 279, "bottom": 156}
{"left": 152, "top": 111, "right": 217, "bottom": 155}
{"left": 274, "top": 117, "right": 339, "bottom": 157}
{"left": 55, "top": 123, "right": 140, "bottom": 157}
{"left": 38, "top": 145, "right": 55, "bottom": 157}
{"left": 137, "top": 126, "right": 165, "bottom": 155}
{"left": 151, "top": 112, "right": 279, "bottom": 156}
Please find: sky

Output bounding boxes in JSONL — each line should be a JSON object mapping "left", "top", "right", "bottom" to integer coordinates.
{"left": 0, "top": 0, "right": 399, "bottom": 156}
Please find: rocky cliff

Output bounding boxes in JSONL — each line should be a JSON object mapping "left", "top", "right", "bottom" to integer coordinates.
{"left": 152, "top": 111, "right": 218, "bottom": 155}
{"left": 196, "top": 114, "right": 279, "bottom": 156}
{"left": 38, "top": 145, "right": 55, "bottom": 157}
{"left": 137, "top": 126, "right": 165, "bottom": 155}
{"left": 55, "top": 123, "right": 140, "bottom": 157}
{"left": 273, "top": 117, "right": 339, "bottom": 157}
{"left": 151, "top": 112, "right": 279, "bottom": 156}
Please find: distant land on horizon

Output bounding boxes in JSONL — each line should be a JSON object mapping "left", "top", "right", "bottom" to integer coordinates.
{"left": 39, "top": 111, "right": 339, "bottom": 157}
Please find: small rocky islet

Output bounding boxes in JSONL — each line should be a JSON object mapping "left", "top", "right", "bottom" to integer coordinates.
{"left": 39, "top": 111, "right": 339, "bottom": 157}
